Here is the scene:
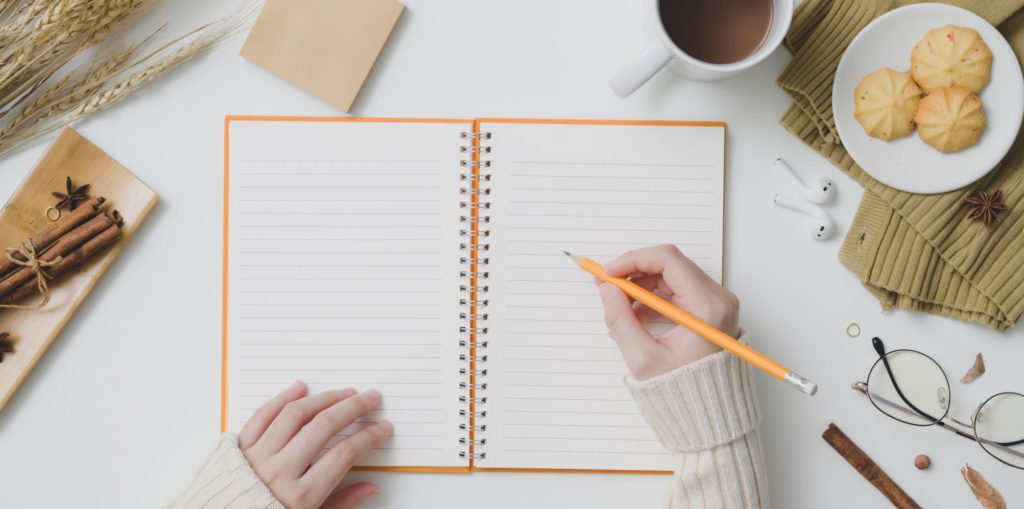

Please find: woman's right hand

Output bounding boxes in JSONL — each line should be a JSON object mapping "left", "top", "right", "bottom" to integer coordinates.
{"left": 238, "top": 381, "right": 392, "bottom": 509}
{"left": 596, "top": 244, "right": 741, "bottom": 380}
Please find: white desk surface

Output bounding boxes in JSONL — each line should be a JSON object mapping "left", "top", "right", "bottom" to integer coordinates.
{"left": 0, "top": 0, "right": 1021, "bottom": 507}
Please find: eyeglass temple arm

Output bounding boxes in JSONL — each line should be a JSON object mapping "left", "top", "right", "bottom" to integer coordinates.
{"left": 852, "top": 381, "right": 973, "bottom": 440}
{"left": 872, "top": 337, "right": 943, "bottom": 424}
{"left": 852, "top": 382, "right": 1024, "bottom": 459}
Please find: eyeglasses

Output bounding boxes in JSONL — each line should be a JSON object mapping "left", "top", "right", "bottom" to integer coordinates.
{"left": 852, "top": 337, "right": 1024, "bottom": 469}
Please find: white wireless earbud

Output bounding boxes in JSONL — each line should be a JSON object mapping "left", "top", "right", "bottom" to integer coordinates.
{"left": 773, "top": 194, "right": 836, "bottom": 241}
{"left": 773, "top": 158, "right": 836, "bottom": 205}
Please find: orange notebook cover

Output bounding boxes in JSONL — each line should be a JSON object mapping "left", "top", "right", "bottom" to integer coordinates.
{"left": 223, "top": 116, "right": 727, "bottom": 474}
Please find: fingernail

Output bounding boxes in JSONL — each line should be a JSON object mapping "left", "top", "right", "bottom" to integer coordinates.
{"left": 340, "top": 387, "right": 357, "bottom": 397}
{"left": 364, "top": 389, "right": 381, "bottom": 403}
{"left": 378, "top": 420, "right": 393, "bottom": 434}
{"left": 368, "top": 489, "right": 380, "bottom": 499}
{"left": 598, "top": 283, "right": 615, "bottom": 302}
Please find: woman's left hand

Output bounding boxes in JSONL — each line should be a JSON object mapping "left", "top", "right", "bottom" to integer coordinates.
{"left": 238, "top": 381, "right": 392, "bottom": 509}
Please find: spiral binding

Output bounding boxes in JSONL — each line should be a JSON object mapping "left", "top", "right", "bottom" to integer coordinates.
{"left": 458, "top": 129, "right": 492, "bottom": 462}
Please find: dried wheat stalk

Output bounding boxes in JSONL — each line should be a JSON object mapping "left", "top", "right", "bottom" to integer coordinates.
{"left": 0, "top": 1, "right": 258, "bottom": 157}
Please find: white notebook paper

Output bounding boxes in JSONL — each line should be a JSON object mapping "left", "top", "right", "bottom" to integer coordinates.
{"left": 223, "top": 116, "right": 726, "bottom": 473}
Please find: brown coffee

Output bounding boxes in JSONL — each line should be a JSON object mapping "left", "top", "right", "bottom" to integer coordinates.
{"left": 659, "top": 0, "right": 774, "bottom": 65}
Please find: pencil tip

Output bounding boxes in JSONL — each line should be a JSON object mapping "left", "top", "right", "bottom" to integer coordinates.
{"left": 563, "top": 251, "right": 572, "bottom": 256}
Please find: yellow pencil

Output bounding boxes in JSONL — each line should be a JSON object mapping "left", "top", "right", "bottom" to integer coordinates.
{"left": 565, "top": 251, "right": 817, "bottom": 396}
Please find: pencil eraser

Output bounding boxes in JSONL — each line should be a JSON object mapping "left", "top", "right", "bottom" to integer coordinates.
{"left": 784, "top": 371, "right": 818, "bottom": 396}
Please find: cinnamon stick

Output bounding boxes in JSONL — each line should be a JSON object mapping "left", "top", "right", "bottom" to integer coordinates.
{"left": 0, "top": 196, "right": 104, "bottom": 280}
{"left": 0, "top": 213, "right": 114, "bottom": 299}
{"left": 0, "top": 224, "right": 121, "bottom": 305}
{"left": 822, "top": 423, "right": 921, "bottom": 509}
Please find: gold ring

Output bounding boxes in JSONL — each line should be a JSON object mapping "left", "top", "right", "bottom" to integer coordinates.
{"left": 845, "top": 323, "right": 861, "bottom": 338}
{"left": 45, "top": 206, "right": 61, "bottom": 221}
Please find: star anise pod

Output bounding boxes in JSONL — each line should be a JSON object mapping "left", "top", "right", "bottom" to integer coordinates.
{"left": 0, "top": 332, "right": 13, "bottom": 363}
{"left": 965, "top": 190, "right": 1008, "bottom": 228}
{"left": 51, "top": 176, "right": 90, "bottom": 211}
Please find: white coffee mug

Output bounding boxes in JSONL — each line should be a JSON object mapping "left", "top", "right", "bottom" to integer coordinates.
{"left": 610, "top": 0, "right": 794, "bottom": 98}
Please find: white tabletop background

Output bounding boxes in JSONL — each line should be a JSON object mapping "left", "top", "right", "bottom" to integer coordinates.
{"left": 0, "top": 0, "right": 1022, "bottom": 507}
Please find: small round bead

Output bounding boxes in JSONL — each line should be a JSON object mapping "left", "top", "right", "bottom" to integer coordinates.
{"left": 914, "top": 454, "right": 931, "bottom": 470}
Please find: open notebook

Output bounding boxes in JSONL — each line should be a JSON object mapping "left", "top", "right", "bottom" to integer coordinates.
{"left": 223, "top": 116, "right": 726, "bottom": 473}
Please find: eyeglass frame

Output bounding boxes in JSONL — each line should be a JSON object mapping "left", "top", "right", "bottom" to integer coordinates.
{"left": 852, "top": 336, "right": 1024, "bottom": 470}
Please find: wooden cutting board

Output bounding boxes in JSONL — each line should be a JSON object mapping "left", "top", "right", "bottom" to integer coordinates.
{"left": 0, "top": 127, "right": 158, "bottom": 412}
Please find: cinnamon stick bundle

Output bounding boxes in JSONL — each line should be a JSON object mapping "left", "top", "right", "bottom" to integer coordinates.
{"left": 0, "top": 224, "right": 121, "bottom": 305}
{"left": 0, "top": 212, "right": 115, "bottom": 298}
{"left": 0, "top": 196, "right": 104, "bottom": 280}
{"left": 0, "top": 192, "right": 123, "bottom": 308}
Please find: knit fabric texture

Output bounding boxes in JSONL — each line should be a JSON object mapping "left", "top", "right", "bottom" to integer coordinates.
{"left": 167, "top": 434, "right": 283, "bottom": 509}
{"left": 779, "top": 0, "right": 1024, "bottom": 331}
{"left": 626, "top": 347, "right": 769, "bottom": 508}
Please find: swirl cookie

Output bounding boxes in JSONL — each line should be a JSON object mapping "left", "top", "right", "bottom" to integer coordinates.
{"left": 854, "top": 68, "right": 923, "bottom": 140}
{"left": 914, "top": 85, "right": 986, "bottom": 153}
{"left": 911, "top": 25, "right": 992, "bottom": 93}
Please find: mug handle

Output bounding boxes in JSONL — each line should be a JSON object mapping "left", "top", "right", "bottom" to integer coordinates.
{"left": 610, "top": 42, "right": 673, "bottom": 99}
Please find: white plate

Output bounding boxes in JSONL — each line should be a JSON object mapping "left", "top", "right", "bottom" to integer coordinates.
{"left": 833, "top": 4, "right": 1024, "bottom": 194}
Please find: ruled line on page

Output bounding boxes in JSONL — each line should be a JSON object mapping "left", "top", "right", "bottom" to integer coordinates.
{"left": 238, "top": 172, "right": 443, "bottom": 177}
{"left": 509, "top": 199, "right": 711, "bottom": 206}
{"left": 508, "top": 212, "right": 713, "bottom": 219}
{"left": 239, "top": 368, "right": 445, "bottom": 374}
{"left": 509, "top": 173, "right": 717, "bottom": 181}
{"left": 508, "top": 160, "right": 714, "bottom": 168}
{"left": 237, "top": 185, "right": 444, "bottom": 190}
{"left": 238, "top": 159, "right": 442, "bottom": 164}
{"left": 508, "top": 240, "right": 714, "bottom": 247}
{"left": 505, "top": 396, "right": 632, "bottom": 402}
{"left": 505, "top": 423, "right": 648, "bottom": 429}
{"left": 239, "top": 290, "right": 445, "bottom": 294}
{"left": 239, "top": 224, "right": 443, "bottom": 229}
{"left": 238, "top": 250, "right": 444, "bottom": 255}
{"left": 238, "top": 199, "right": 444, "bottom": 203}
{"left": 504, "top": 436, "right": 659, "bottom": 442}
{"left": 507, "top": 226, "right": 713, "bottom": 233}
{"left": 507, "top": 187, "right": 715, "bottom": 195}
{"left": 239, "top": 211, "right": 441, "bottom": 216}
{"left": 504, "top": 449, "right": 667, "bottom": 456}
{"left": 238, "top": 342, "right": 445, "bottom": 346}
{"left": 236, "top": 382, "right": 447, "bottom": 387}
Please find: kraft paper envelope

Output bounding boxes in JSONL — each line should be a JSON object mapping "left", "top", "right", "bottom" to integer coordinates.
{"left": 240, "top": 0, "right": 405, "bottom": 112}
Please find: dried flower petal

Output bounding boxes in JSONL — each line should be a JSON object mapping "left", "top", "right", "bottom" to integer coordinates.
{"left": 961, "top": 353, "right": 986, "bottom": 383}
{"left": 962, "top": 464, "right": 1006, "bottom": 509}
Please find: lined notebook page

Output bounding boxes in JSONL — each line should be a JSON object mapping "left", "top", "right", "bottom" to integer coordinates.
{"left": 478, "top": 121, "right": 725, "bottom": 471}
{"left": 226, "top": 119, "right": 471, "bottom": 468}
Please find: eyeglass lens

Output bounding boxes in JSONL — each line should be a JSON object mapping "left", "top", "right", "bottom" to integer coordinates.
{"left": 974, "top": 392, "right": 1024, "bottom": 468}
{"left": 866, "top": 350, "right": 949, "bottom": 426}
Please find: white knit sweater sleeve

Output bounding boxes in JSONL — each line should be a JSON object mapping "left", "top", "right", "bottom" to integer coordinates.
{"left": 167, "top": 434, "right": 284, "bottom": 509}
{"left": 625, "top": 346, "right": 770, "bottom": 509}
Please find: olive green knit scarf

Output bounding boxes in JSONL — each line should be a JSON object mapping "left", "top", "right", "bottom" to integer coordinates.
{"left": 779, "top": 0, "right": 1024, "bottom": 331}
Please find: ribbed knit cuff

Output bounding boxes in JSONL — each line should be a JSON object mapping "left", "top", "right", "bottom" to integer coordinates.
{"left": 168, "top": 434, "right": 283, "bottom": 509}
{"left": 624, "top": 341, "right": 760, "bottom": 453}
